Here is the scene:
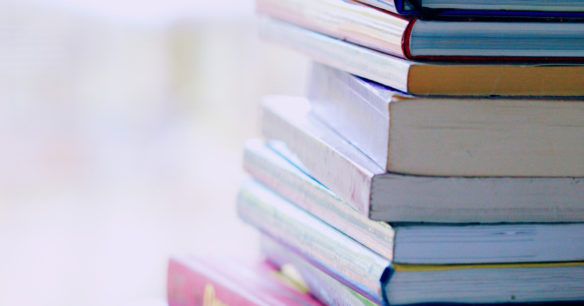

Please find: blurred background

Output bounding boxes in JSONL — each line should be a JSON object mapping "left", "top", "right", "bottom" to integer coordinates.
{"left": 0, "top": 0, "right": 309, "bottom": 305}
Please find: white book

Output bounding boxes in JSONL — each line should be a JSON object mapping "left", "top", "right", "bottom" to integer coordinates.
{"left": 307, "top": 63, "right": 584, "bottom": 177}
{"left": 244, "top": 139, "right": 584, "bottom": 264}
{"left": 261, "top": 95, "right": 584, "bottom": 223}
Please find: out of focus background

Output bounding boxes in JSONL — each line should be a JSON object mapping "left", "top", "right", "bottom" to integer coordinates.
{"left": 0, "top": 0, "right": 308, "bottom": 305}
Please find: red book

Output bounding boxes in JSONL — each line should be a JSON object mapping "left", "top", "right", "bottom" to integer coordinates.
{"left": 167, "top": 255, "right": 322, "bottom": 306}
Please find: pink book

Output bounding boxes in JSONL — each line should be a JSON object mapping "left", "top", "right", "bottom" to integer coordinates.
{"left": 167, "top": 255, "right": 323, "bottom": 306}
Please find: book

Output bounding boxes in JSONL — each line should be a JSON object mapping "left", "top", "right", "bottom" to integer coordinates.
{"left": 260, "top": 17, "right": 584, "bottom": 97}
{"left": 243, "top": 139, "right": 584, "bottom": 264}
{"left": 237, "top": 181, "right": 584, "bottom": 305}
{"left": 261, "top": 235, "right": 584, "bottom": 306}
{"left": 261, "top": 95, "right": 584, "bottom": 223}
{"left": 260, "top": 235, "right": 379, "bottom": 306}
{"left": 357, "top": 0, "right": 584, "bottom": 19}
{"left": 258, "top": 0, "right": 584, "bottom": 60}
{"left": 167, "top": 255, "right": 322, "bottom": 306}
{"left": 307, "top": 63, "right": 584, "bottom": 176}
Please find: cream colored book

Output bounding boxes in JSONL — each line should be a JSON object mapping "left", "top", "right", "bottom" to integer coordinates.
{"left": 308, "top": 64, "right": 584, "bottom": 176}
{"left": 243, "top": 139, "right": 584, "bottom": 263}
{"left": 261, "top": 95, "right": 584, "bottom": 222}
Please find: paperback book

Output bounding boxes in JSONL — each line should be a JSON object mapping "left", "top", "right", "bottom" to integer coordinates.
{"left": 261, "top": 234, "right": 379, "bottom": 306}
{"left": 237, "top": 180, "right": 584, "bottom": 305}
{"left": 261, "top": 95, "right": 584, "bottom": 222}
{"left": 307, "top": 63, "right": 584, "bottom": 177}
{"left": 243, "top": 139, "right": 584, "bottom": 264}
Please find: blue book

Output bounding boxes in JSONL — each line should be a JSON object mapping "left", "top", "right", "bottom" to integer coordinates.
{"left": 359, "top": 0, "right": 584, "bottom": 19}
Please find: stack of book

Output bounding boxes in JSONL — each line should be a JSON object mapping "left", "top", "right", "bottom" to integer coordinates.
{"left": 238, "top": 0, "right": 584, "bottom": 304}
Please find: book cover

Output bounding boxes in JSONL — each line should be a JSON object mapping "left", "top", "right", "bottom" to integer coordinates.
{"left": 261, "top": 95, "right": 584, "bottom": 223}
{"left": 167, "top": 256, "right": 322, "bottom": 306}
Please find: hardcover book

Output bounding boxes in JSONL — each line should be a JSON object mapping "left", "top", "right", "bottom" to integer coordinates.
{"left": 260, "top": 17, "right": 584, "bottom": 96}
{"left": 357, "top": 0, "right": 584, "bottom": 19}
{"left": 258, "top": 0, "right": 584, "bottom": 60}
{"left": 307, "top": 63, "right": 584, "bottom": 177}
{"left": 261, "top": 95, "right": 584, "bottom": 223}
{"left": 237, "top": 181, "right": 584, "bottom": 305}
{"left": 243, "top": 139, "right": 584, "bottom": 264}
{"left": 167, "top": 256, "right": 322, "bottom": 306}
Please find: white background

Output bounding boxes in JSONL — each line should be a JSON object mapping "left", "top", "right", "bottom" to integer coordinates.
{"left": 0, "top": 1, "right": 309, "bottom": 305}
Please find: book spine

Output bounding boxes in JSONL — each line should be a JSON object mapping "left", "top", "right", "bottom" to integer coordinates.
{"left": 237, "top": 179, "right": 389, "bottom": 302}
{"left": 401, "top": 17, "right": 415, "bottom": 58}
{"left": 260, "top": 235, "right": 383, "bottom": 306}
{"left": 243, "top": 139, "right": 395, "bottom": 259}
{"left": 307, "top": 63, "right": 391, "bottom": 170}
